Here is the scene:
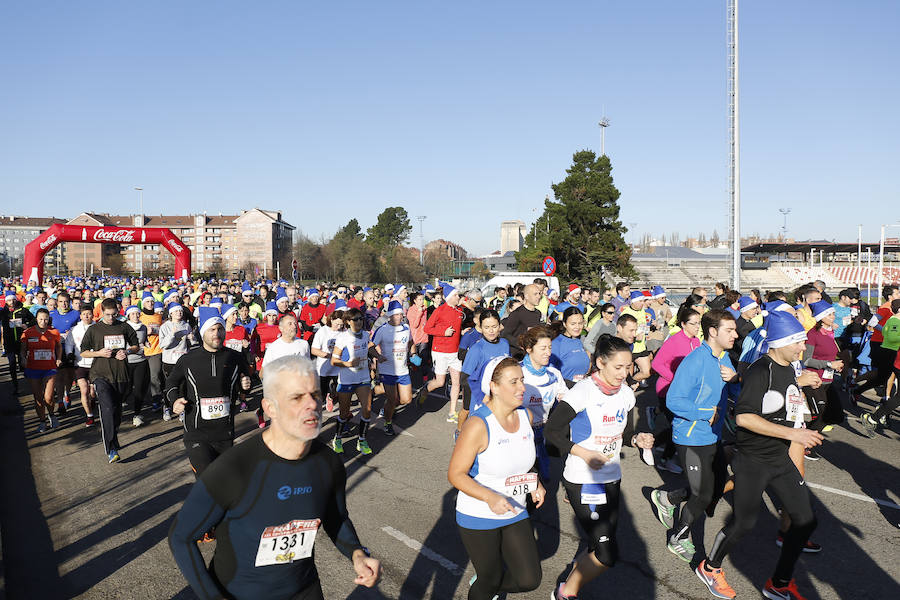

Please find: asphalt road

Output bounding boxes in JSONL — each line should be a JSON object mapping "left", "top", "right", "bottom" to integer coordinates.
{"left": 1, "top": 358, "right": 898, "bottom": 599}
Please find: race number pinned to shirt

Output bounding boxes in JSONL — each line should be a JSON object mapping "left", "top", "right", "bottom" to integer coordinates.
{"left": 33, "top": 349, "right": 53, "bottom": 362}
{"left": 225, "top": 339, "right": 243, "bottom": 352}
{"left": 199, "top": 396, "right": 230, "bottom": 420}
{"left": 822, "top": 368, "right": 834, "bottom": 381}
{"left": 104, "top": 335, "right": 125, "bottom": 350}
{"left": 148, "top": 323, "right": 160, "bottom": 335}
{"left": 842, "top": 316, "right": 852, "bottom": 327}
{"left": 868, "top": 315, "right": 881, "bottom": 328}
{"left": 10, "top": 318, "right": 23, "bottom": 329}
{"left": 254, "top": 519, "right": 320, "bottom": 567}
{"left": 505, "top": 473, "right": 537, "bottom": 511}
{"left": 593, "top": 433, "right": 622, "bottom": 461}
{"left": 785, "top": 384, "right": 808, "bottom": 425}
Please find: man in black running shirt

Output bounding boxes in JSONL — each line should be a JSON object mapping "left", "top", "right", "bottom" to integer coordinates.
{"left": 168, "top": 355, "right": 381, "bottom": 599}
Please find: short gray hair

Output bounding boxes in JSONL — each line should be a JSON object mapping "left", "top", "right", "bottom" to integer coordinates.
{"left": 262, "top": 355, "right": 317, "bottom": 404}
{"left": 465, "top": 289, "right": 483, "bottom": 300}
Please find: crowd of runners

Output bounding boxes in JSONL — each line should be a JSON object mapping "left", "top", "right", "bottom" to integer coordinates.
{"left": 0, "top": 272, "right": 895, "bottom": 599}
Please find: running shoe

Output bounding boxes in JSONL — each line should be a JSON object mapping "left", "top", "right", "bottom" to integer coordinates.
{"left": 179, "top": 413, "right": 185, "bottom": 423}
{"left": 132, "top": 415, "right": 145, "bottom": 427}
{"left": 775, "top": 535, "right": 822, "bottom": 553}
{"left": 446, "top": 412, "right": 458, "bottom": 424}
{"left": 650, "top": 489, "right": 676, "bottom": 529}
{"left": 694, "top": 560, "right": 736, "bottom": 599}
{"left": 339, "top": 420, "right": 353, "bottom": 437}
{"left": 860, "top": 413, "right": 877, "bottom": 437}
{"left": 357, "top": 439, "right": 373, "bottom": 455}
{"left": 198, "top": 531, "right": 216, "bottom": 544}
{"left": 762, "top": 578, "right": 809, "bottom": 600}
{"left": 416, "top": 385, "right": 428, "bottom": 406}
{"left": 84, "top": 416, "right": 95, "bottom": 427}
{"left": 377, "top": 407, "right": 384, "bottom": 419}
{"left": 804, "top": 448, "right": 820, "bottom": 461}
{"left": 821, "top": 425, "right": 834, "bottom": 433}
{"left": 48, "top": 414, "right": 59, "bottom": 429}
{"left": 384, "top": 422, "right": 395, "bottom": 437}
{"left": 239, "top": 401, "right": 248, "bottom": 413}
{"left": 331, "top": 437, "right": 344, "bottom": 454}
{"left": 36, "top": 422, "right": 47, "bottom": 434}
{"left": 256, "top": 408, "right": 266, "bottom": 428}
{"left": 326, "top": 395, "right": 334, "bottom": 412}
{"left": 108, "top": 450, "right": 121, "bottom": 464}
{"left": 552, "top": 582, "right": 578, "bottom": 599}
{"left": 667, "top": 536, "right": 696, "bottom": 563}
{"left": 163, "top": 408, "right": 172, "bottom": 422}
{"left": 639, "top": 447, "right": 655, "bottom": 466}
{"left": 152, "top": 401, "right": 161, "bottom": 410}
{"left": 58, "top": 401, "right": 67, "bottom": 415}
{"left": 452, "top": 429, "right": 460, "bottom": 443}
{"left": 656, "top": 456, "right": 683, "bottom": 474}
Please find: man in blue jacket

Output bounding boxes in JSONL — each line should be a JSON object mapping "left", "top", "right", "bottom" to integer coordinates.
{"left": 648, "top": 309, "right": 739, "bottom": 563}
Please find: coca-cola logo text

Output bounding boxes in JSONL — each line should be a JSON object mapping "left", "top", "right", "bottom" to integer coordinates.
{"left": 168, "top": 239, "right": 184, "bottom": 252}
{"left": 39, "top": 234, "right": 57, "bottom": 250}
{"left": 93, "top": 229, "right": 136, "bottom": 243}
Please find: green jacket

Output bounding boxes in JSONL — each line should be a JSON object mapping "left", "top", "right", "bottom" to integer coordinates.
{"left": 881, "top": 315, "right": 900, "bottom": 351}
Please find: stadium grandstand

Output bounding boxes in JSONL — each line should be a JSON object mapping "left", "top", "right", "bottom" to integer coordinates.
{"left": 629, "top": 241, "right": 900, "bottom": 292}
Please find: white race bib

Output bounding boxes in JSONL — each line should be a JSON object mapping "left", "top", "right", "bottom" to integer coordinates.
{"left": 822, "top": 368, "right": 834, "bottom": 381}
{"left": 33, "top": 349, "right": 53, "bottom": 361}
{"left": 10, "top": 318, "right": 23, "bottom": 328}
{"left": 104, "top": 335, "right": 125, "bottom": 349}
{"left": 786, "top": 386, "right": 808, "bottom": 424}
{"left": 225, "top": 339, "right": 243, "bottom": 352}
{"left": 505, "top": 473, "right": 537, "bottom": 511}
{"left": 593, "top": 433, "right": 622, "bottom": 461}
{"left": 199, "top": 396, "right": 230, "bottom": 420}
{"left": 148, "top": 323, "right": 160, "bottom": 335}
{"left": 842, "top": 316, "right": 851, "bottom": 327}
{"left": 254, "top": 519, "right": 320, "bottom": 567}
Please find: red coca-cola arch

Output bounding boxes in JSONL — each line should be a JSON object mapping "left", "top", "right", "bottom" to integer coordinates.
{"left": 22, "top": 224, "right": 191, "bottom": 283}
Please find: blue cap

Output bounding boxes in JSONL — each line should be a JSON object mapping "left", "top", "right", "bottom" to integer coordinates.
{"left": 651, "top": 285, "right": 666, "bottom": 299}
{"left": 197, "top": 306, "right": 225, "bottom": 336}
{"left": 762, "top": 311, "right": 806, "bottom": 349}
{"left": 142, "top": 291, "right": 153, "bottom": 301}
{"left": 440, "top": 282, "right": 457, "bottom": 298}
{"left": 738, "top": 296, "right": 758, "bottom": 312}
{"left": 241, "top": 282, "right": 252, "bottom": 293}
{"left": 629, "top": 290, "right": 645, "bottom": 303}
{"left": 275, "top": 288, "right": 288, "bottom": 303}
{"left": 265, "top": 301, "right": 278, "bottom": 315}
{"left": 125, "top": 304, "right": 140, "bottom": 316}
{"left": 333, "top": 299, "right": 348, "bottom": 311}
{"left": 166, "top": 302, "right": 183, "bottom": 313}
{"left": 153, "top": 301, "right": 164, "bottom": 313}
{"left": 386, "top": 300, "right": 404, "bottom": 316}
{"left": 810, "top": 300, "right": 835, "bottom": 321}
{"left": 424, "top": 284, "right": 435, "bottom": 293}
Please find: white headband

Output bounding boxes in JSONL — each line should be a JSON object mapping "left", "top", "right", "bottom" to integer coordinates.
{"left": 481, "top": 355, "right": 511, "bottom": 395}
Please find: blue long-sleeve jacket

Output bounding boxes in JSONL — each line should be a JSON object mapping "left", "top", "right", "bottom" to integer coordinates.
{"left": 667, "top": 342, "right": 738, "bottom": 446}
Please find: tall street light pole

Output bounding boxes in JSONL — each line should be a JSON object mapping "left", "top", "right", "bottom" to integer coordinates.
{"left": 134, "top": 187, "right": 144, "bottom": 278}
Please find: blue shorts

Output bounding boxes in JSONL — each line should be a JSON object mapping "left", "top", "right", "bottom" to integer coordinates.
{"left": 25, "top": 368, "right": 57, "bottom": 380}
{"left": 336, "top": 381, "right": 370, "bottom": 394}
{"left": 380, "top": 373, "right": 411, "bottom": 386}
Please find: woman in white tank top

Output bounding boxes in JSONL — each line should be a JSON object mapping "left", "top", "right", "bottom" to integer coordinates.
{"left": 448, "top": 356, "right": 546, "bottom": 600}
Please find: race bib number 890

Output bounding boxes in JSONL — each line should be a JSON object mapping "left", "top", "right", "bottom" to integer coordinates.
{"left": 199, "top": 396, "right": 230, "bottom": 420}
{"left": 254, "top": 519, "right": 320, "bottom": 566}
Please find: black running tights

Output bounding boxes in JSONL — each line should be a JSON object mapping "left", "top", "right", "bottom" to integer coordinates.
{"left": 457, "top": 518, "right": 541, "bottom": 600}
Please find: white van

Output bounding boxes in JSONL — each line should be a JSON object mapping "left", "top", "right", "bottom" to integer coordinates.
{"left": 481, "top": 272, "right": 561, "bottom": 298}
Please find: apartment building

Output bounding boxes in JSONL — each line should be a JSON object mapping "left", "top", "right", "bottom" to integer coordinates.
{"left": 61, "top": 208, "right": 294, "bottom": 277}
{"left": 0, "top": 216, "right": 66, "bottom": 275}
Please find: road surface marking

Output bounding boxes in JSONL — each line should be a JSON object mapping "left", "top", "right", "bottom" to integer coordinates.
{"left": 808, "top": 482, "right": 900, "bottom": 511}
{"left": 381, "top": 526, "right": 464, "bottom": 574}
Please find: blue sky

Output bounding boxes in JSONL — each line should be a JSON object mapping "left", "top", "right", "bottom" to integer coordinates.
{"left": 1, "top": 1, "right": 897, "bottom": 256}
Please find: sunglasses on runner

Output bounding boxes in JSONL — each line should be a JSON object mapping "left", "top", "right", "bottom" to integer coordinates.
{"left": 349, "top": 316, "right": 363, "bottom": 322}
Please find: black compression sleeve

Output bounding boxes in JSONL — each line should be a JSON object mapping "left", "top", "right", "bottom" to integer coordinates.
{"left": 621, "top": 407, "right": 636, "bottom": 447}
{"left": 322, "top": 452, "right": 363, "bottom": 560}
{"left": 168, "top": 481, "right": 228, "bottom": 600}
{"left": 545, "top": 402, "right": 577, "bottom": 456}
{"left": 165, "top": 358, "right": 188, "bottom": 406}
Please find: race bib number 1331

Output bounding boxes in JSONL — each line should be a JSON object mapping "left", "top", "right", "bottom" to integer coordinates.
{"left": 254, "top": 519, "right": 320, "bottom": 566}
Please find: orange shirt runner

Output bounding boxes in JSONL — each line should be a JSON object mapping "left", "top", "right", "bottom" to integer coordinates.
{"left": 21, "top": 326, "right": 61, "bottom": 371}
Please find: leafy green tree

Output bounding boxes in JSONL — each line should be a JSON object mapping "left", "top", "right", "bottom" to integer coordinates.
{"left": 516, "top": 150, "right": 634, "bottom": 281}
{"left": 366, "top": 207, "right": 412, "bottom": 251}
{"left": 333, "top": 219, "right": 364, "bottom": 247}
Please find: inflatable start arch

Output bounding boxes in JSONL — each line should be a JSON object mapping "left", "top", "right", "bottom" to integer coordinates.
{"left": 23, "top": 224, "right": 192, "bottom": 283}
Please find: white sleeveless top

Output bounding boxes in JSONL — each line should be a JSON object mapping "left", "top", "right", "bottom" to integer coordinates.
{"left": 456, "top": 406, "right": 536, "bottom": 530}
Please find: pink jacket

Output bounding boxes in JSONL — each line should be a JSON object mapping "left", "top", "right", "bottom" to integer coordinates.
{"left": 407, "top": 303, "right": 428, "bottom": 345}
{"left": 651, "top": 330, "right": 702, "bottom": 397}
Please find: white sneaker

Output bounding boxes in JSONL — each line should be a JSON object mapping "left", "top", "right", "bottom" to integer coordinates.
{"left": 640, "top": 447, "right": 655, "bottom": 466}
{"left": 163, "top": 408, "right": 172, "bottom": 422}
{"left": 132, "top": 415, "right": 145, "bottom": 427}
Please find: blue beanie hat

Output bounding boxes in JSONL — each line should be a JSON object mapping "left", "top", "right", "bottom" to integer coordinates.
{"left": 762, "top": 311, "right": 806, "bottom": 349}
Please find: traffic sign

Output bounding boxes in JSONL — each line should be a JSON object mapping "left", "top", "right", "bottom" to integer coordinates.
{"left": 542, "top": 256, "right": 556, "bottom": 276}
{"left": 292, "top": 269, "right": 299, "bottom": 281}
{"left": 291, "top": 258, "right": 298, "bottom": 269}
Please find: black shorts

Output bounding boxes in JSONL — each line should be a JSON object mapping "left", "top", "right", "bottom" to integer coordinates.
{"left": 75, "top": 367, "right": 91, "bottom": 381}
{"left": 632, "top": 350, "right": 651, "bottom": 360}
{"left": 184, "top": 438, "right": 233, "bottom": 479}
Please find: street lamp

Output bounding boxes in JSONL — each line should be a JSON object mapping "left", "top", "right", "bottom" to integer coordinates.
{"left": 134, "top": 187, "right": 144, "bottom": 278}
{"left": 877, "top": 223, "right": 900, "bottom": 298}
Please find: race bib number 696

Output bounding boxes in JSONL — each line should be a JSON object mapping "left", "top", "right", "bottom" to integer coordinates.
{"left": 254, "top": 519, "right": 320, "bottom": 567}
